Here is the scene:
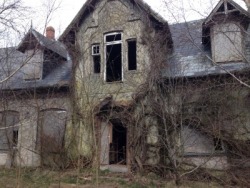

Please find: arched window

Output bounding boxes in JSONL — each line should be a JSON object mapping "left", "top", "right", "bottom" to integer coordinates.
{"left": 37, "top": 109, "right": 67, "bottom": 153}
{"left": 0, "top": 111, "right": 19, "bottom": 151}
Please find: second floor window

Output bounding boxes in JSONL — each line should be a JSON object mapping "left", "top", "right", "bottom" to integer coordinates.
{"left": 105, "top": 32, "right": 122, "bottom": 82}
{"left": 92, "top": 44, "right": 101, "bottom": 73}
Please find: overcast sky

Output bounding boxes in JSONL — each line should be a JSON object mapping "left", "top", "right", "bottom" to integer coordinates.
{"left": 1, "top": 0, "right": 247, "bottom": 47}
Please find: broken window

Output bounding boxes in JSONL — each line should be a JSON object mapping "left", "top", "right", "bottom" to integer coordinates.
{"left": 127, "top": 40, "right": 137, "bottom": 70}
{"left": 92, "top": 44, "right": 101, "bottom": 73}
{"left": 42, "top": 49, "right": 60, "bottom": 79}
{"left": 105, "top": 32, "right": 122, "bottom": 82}
{"left": 0, "top": 111, "right": 19, "bottom": 151}
{"left": 38, "top": 109, "right": 67, "bottom": 154}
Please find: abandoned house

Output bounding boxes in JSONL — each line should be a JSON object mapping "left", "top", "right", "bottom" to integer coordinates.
{"left": 0, "top": 0, "right": 249, "bottom": 174}
{"left": 0, "top": 27, "right": 71, "bottom": 167}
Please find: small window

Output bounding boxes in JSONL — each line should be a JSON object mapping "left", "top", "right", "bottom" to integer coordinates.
{"left": 92, "top": 44, "right": 100, "bottom": 55}
{"left": 92, "top": 44, "right": 101, "bottom": 74}
{"left": 128, "top": 40, "right": 137, "bottom": 70}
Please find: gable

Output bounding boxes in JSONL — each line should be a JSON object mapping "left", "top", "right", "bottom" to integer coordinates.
{"left": 202, "top": 0, "right": 250, "bottom": 45}
{"left": 59, "top": 0, "right": 172, "bottom": 47}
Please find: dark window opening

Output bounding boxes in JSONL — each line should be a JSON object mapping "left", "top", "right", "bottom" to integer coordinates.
{"left": 13, "top": 130, "right": 18, "bottom": 147}
{"left": 0, "top": 111, "right": 19, "bottom": 151}
{"left": 43, "top": 50, "right": 60, "bottom": 79}
{"left": 93, "top": 55, "right": 101, "bottom": 73}
{"left": 109, "top": 121, "right": 126, "bottom": 165}
{"left": 128, "top": 40, "right": 137, "bottom": 70}
{"left": 214, "top": 138, "right": 223, "bottom": 151}
{"left": 106, "top": 33, "right": 122, "bottom": 42}
{"left": 106, "top": 44, "right": 122, "bottom": 82}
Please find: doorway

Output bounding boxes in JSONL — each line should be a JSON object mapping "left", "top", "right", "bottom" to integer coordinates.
{"left": 100, "top": 120, "right": 127, "bottom": 166}
{"left": 109, "top": 121, "right": 126, "bottom": 165}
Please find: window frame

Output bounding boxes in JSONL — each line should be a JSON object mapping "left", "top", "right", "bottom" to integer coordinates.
{"left": 104, "top": 32, "right": 123, "bottom": 82}
{"left": 91, "top": 44, "right": 101, "bottom": 74}
{"left": 92, "top": 44, "right": 100, "bottom": 56}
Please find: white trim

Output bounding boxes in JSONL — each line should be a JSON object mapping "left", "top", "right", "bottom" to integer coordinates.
{"left": 104, "top": 32, "right": 123, "bottom": 82}
{"left": 92, "top": 44, "right": 100, "bottom": 56}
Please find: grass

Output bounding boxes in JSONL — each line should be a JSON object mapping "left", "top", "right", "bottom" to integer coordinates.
{"left": 0, "top": 168, "right": 224, "bottom": 188}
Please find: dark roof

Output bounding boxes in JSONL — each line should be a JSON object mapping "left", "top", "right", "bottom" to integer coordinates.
{"left": 0, "top": 47, "right": 71, "bottom": 91}
{"left": 59, "top": 0, "right": 169, "bottom": 41}
{"left": 17, "top": 29, "right": 68, "bottom": 59}
{"left": 163, "top": 19, "right": 250, "bottom": 78}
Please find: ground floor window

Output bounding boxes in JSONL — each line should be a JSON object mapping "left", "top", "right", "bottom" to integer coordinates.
{"left": 0, "top": 111, "right": 19, "bottom": 151}
{"left": 37, "top": 109, "right": 67, "bottom": 154}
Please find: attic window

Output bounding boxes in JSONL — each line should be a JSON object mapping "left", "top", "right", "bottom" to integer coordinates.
{"left": 212, "top": 23, "right": 243, "bottom": 63}
{"left": 105, "top": 32, "right": 122, "bottom": 82}
{"left": 92, "top": 44, "right": 101, "bottom": 74}
{"left": 127, "top": 40, "right": 137, "bottom": 70}
{"left": 24, "top": 50, "right": 43, "bottom": 81}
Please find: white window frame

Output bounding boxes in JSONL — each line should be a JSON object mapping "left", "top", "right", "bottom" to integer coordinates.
{"left": 92, "top": 44, "right": 100, "bottom": 56}
{"left": 104, "top": 32, "right": 123, "bottom": 82}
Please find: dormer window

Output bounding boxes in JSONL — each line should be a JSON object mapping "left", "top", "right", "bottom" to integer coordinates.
{"left": 23, "top": 49, "right": 43, "bottom": 81}
{"left": 212, "top": 23, "right": 243, "bottom": 63}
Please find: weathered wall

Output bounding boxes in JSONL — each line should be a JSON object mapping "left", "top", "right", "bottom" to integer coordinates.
{"left": 166, "top": 78, "right": 250, "bottom": 169}
{"left": 73, "top": 0, "right": 167, "bottom": 159}
{"left": 0, "top": 93, "right": 71, "bottom": 167}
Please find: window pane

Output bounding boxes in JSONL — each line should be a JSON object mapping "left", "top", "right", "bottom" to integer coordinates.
{"left": 106, "top": 43, "right": 122, "bottom": 82}
{"left": 106, "top": 34, "right": 122, "bottom": 43}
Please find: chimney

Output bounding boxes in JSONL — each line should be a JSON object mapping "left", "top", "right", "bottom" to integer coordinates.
{"left": 46, "top": 26, "right": 55, "bottom": 40}
{"left": 244, "top": 0, "right": 250, "bottom": 13}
